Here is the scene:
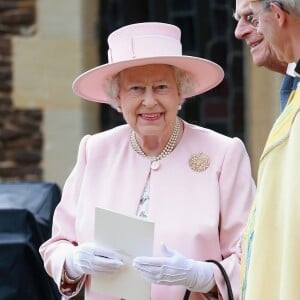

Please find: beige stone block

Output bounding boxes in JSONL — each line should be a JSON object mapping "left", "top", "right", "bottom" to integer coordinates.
{"left": 44, "top": 109, "right": 82, "bottom": 187}
{"left": 12, "top": 36, "right": 98, "bottom": 110}
{"left": 37, "top": 0, "right": 99, "bottom": 40}
{"left": 44, "top": 106, "right": 99, "bottom": 187}
{"left": 11, "top": 0, "right": 101, "bottom": 186}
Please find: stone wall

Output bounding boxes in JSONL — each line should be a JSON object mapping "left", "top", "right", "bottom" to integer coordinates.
{"left": 0, "top": 0, "right": 42, "bottom": 182}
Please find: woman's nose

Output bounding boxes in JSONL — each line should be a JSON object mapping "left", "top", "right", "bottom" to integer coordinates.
{"left": 142, "top": 88, "right": 157, "bottom": 106}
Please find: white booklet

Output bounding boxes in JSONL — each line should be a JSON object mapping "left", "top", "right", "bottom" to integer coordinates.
{"left": 92, "top": 207, "right": 155, "bottom": 300}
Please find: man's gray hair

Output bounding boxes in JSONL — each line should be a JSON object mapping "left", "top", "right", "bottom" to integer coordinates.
{"left": 259, "top": 0, "right": 300, "bottom": 14}
{"left": 276, "top": 0, "right": 300, "bottom": 12}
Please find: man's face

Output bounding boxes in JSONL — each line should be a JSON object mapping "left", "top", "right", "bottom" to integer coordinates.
{"left": 234, "top": 0, "right": 286, "bottom": 73}
{"left": 249, "top": 1, "right": 287, "bottom": 62}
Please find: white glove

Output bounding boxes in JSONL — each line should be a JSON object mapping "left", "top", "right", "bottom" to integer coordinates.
{"left": 133, "top": 243, "right": 215, "bottom": 293}
{"left": 65, "top": 242, "right": 124, "bottom": 279}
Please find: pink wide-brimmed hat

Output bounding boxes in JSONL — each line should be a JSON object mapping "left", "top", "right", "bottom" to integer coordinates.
{"left": 72, "top": 22, "right": 224, "bottom": 103}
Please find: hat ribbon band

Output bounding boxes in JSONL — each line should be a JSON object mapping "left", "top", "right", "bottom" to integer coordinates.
{"left": 108, "top": 35, "right": 182, "bottom": 63}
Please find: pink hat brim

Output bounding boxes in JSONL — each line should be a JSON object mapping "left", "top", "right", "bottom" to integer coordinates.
{"left": 72, "top": 55, "right": 224, "bottom": 104}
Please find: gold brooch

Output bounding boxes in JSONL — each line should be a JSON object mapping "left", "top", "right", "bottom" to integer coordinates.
{"left": 189, "top": 153, "right": 210, "bottom": 172}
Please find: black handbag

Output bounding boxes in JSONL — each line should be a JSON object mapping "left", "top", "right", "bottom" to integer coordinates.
{"left": 183, "top": 259, "right": 234, "bottom": 300}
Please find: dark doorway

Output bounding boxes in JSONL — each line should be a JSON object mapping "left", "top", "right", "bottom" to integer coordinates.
{"left": 99, "top": 0, "right": 245, "bottom": 140}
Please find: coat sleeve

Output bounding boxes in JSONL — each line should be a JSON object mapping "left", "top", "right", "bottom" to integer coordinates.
{"left": 39, "top": 135, "right": 90, "bottom": 298}
{"left": 213, "top": 137, "right": 256, "bottom": 300}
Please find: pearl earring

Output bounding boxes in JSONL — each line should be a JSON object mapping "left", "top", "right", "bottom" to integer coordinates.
{"left": 116, "top": 106, "right": 122, "bottom": 113}
{"left": 178, "top": 104, "right": 182, "bottom": 110}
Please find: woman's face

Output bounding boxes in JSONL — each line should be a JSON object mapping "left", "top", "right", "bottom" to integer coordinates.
{"left": 118, "top": 64, "right": 181, "bottom": 139}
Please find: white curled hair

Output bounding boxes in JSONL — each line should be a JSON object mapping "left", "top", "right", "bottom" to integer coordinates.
{"left": 104, "top": 65, "right": 195, "bottom": 111}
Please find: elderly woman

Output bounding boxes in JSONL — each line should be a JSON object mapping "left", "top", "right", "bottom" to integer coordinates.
{"left": 40, "top": 22, "right": 255, "bottom": 300}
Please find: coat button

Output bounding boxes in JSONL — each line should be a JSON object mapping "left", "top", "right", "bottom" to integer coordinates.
{"left": 150, "top": 160, "right": 160, "bottom": 170}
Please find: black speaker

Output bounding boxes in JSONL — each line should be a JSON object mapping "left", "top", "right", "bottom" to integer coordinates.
{"left": 0, "top": 182, "right": 61, "bottom": 300}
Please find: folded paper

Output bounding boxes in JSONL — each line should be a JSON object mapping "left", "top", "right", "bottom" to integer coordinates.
{"left": 92, "top": 207, "right": 155, "bottom": 300}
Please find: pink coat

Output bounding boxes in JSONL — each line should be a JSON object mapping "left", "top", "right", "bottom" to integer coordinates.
{"left": 40, "top": 121, "right": 255, "bottom": 300}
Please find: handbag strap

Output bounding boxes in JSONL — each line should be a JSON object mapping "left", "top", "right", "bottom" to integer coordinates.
{"left": 183, "top": 259, "right": 234, "bottom": 300}
{"left": 183, "top": 289, "right": 190, "bottom": 300}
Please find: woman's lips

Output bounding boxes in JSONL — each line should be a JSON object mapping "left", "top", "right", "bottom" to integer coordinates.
{"left": 139, "top": 113, "right": 162, "bottom": 120}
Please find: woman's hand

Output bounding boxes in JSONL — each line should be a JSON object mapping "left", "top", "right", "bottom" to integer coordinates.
{"left": 133, "top": 243, "right": 215, "bottom": 293}
{"left": 65, "top": 242, "right": 124, "bottom": 279}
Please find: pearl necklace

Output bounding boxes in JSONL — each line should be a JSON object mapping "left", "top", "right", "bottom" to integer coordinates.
{"left": 130, "top": 117, "right": 181, "bottom": 162}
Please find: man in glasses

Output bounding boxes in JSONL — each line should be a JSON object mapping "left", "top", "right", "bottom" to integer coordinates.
{"left": 234, "top": 0, "right": 298, "bottom": 109}
{"left": 238, "top": 0, "right": 300, "bottom": 299}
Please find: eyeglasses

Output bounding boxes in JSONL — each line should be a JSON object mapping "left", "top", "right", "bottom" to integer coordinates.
{"left": 245, "top": 13, "right": 259, "bottom": 27}
{"left": 247, "top": 4, "right": 268, "bottom": 27}
{"left": 248, "top": 0, "right": 290, "bottom": 28}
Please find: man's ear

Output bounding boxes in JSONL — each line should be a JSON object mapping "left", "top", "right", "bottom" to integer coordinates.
{"left": 270, "top": 2, "right": 288, "bottom": 27}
